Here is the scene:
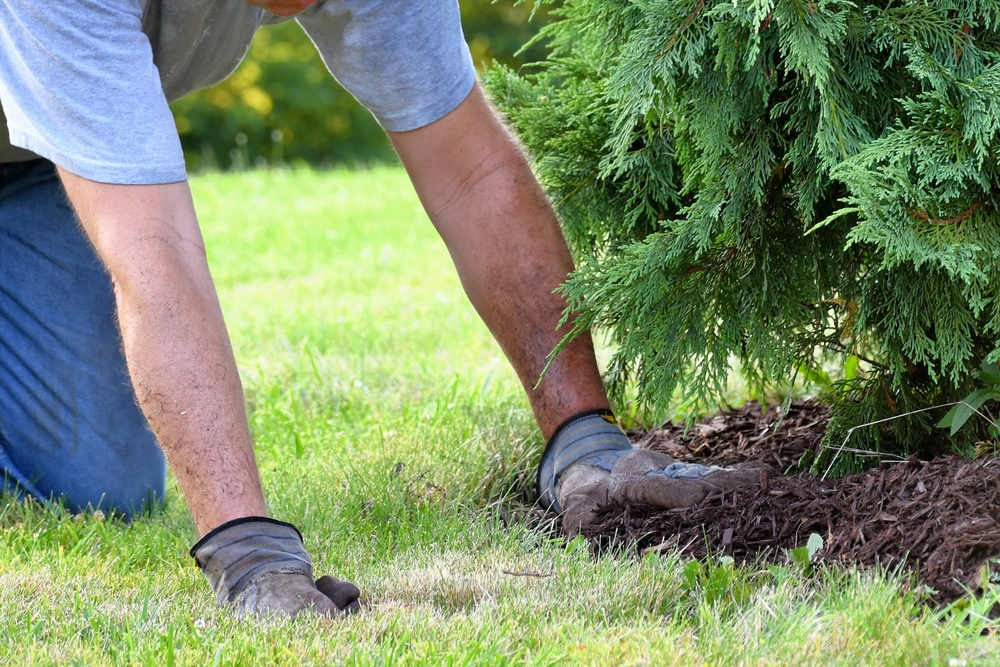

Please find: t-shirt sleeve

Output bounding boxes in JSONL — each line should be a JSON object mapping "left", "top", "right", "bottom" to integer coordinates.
{"left": 296, "top": 0, "right": 477, "bottom": 133}
{"left": 0, "top": 0, "right": 185, "bottom": 184}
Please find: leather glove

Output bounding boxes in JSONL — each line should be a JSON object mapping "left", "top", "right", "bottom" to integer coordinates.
{"left": 190, "top": 517, "right": 363, "bottom": 619}
{"left": 537, "top": 411, "right": 774, "bottom": 534}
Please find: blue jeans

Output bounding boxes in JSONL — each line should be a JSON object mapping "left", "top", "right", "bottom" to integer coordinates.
{"left": 0, "top": 159, "right": 165, "bottom": 517}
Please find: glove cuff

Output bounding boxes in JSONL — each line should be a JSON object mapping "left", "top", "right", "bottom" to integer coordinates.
{"left": 190, "top": 516, "right": 313, "bottom": 606}
{"left": 536, "top": 410, "right": 631, "bottom": 512}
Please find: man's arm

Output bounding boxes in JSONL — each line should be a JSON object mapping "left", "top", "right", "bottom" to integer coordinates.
{"left": 386, "top": 83, "right": 610, "bottom": 441}
{"left": 388, "top": 84, "right": 772, "bottom": 534}
{"left": 0, "top": 0, "right": 359, "bottom": 616}
{"left": 58, "top": 170, "right": 364, "bottom": 617}
{"left": 57, "top": 170, "right": 266, "bottom": 534}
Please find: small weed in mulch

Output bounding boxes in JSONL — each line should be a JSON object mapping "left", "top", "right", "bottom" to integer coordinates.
{"left": 584, "top": 401, "right": 1000, "bottom": 605}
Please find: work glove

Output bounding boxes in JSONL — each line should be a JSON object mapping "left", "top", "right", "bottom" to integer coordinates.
{"left": 537, "top": 411, "right": 774, "bottom": 534}
{"left": 190, "top": 517, "right": 363, "bottom": 619}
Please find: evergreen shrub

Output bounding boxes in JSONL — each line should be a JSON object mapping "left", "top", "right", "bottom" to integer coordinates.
{"left": 485, "top": 0, "right": 1000, "bottom": 472}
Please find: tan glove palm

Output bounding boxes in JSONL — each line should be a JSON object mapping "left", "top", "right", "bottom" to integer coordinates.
{"left": 557, "top": 449, "right": 774, "bottom": 533}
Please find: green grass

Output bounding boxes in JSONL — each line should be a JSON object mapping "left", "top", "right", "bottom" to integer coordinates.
{"left": 0, "top": 168, "right": 996, "bottom": 665}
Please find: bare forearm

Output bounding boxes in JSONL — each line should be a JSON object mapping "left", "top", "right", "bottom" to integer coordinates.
{"left": 389, "top": 86, "right": 610, "bottom": 438}
{"left": 113, "top": 240, "right": 265, "bottom": 532}
{"left": 434, "top": 159, "right": 608, "bottom": 436}
{"left": 58, "top": 169, "right": 266, "bottom": 533}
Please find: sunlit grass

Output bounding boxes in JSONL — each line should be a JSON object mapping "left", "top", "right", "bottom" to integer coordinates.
{"left": 0, "top": 168, "right": 994, "bottom": 665}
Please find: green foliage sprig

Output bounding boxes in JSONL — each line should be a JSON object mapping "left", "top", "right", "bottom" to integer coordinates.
{"left": 937, "top": 360, "right": 1000, "bottom": 438}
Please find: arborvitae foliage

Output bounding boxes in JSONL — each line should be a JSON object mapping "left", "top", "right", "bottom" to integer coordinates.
{"left": 485, "top": 0, "right": 1000, "bottom": 473}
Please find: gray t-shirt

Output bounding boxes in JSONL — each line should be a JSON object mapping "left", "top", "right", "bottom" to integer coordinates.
{"left": 0, "top": 0, "right": 476, "bottom": 184}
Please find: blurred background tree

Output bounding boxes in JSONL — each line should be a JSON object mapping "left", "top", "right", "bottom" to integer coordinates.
{"left": 171, "top": 1, "right": 553, "bottom": 172}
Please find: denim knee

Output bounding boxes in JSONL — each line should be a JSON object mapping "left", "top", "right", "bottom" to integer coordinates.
{"left": 0, "top": 160, "right": 166, "bottom": 520}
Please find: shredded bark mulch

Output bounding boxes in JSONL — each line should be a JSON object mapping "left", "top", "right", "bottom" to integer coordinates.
{"left": 626, "top": 400, "right": 832, "bottom": 472}
{"left": 584, "top": 401, "right": 1000, "bottom": 604}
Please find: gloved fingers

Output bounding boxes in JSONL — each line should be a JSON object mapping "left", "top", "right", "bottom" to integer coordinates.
{"left": 251, "top": 573, "right": 343, "bottom": 619}
{"left": 702, "top": 461, "right": 776, "bottom": 491}
{"left": 611, "top": 450, "right": 774, "bottom": 482}
{"left": 315, "top": 575, "right": 365, "bottom": 613}
{"left": 609, "top": 475, "right": 714, "bottom": 508}
{"left": 609, "top": 454, "right": 775, "bottom": 509}
{"left": 554, "top": 447, "right": 777, "bottom": 531}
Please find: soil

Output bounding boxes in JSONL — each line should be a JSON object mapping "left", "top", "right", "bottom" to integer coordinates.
{"left": 582, "top": 401, "right": 1000, "bottom": 605}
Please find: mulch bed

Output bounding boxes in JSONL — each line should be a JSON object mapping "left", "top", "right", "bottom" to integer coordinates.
{"left": 582, "top": 401, "right": 1000, "bottom": 604}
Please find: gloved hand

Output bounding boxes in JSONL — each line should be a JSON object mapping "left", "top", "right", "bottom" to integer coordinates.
{"left": 190, "top": 517, "right": 364, "bottom": 619}
{"left": 537, "top": 411, "right": 774, "bottom": 534}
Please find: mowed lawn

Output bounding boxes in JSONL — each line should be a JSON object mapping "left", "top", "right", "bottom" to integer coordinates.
{"left": 0, "top": 168, "right": 996, "bottom": 665}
